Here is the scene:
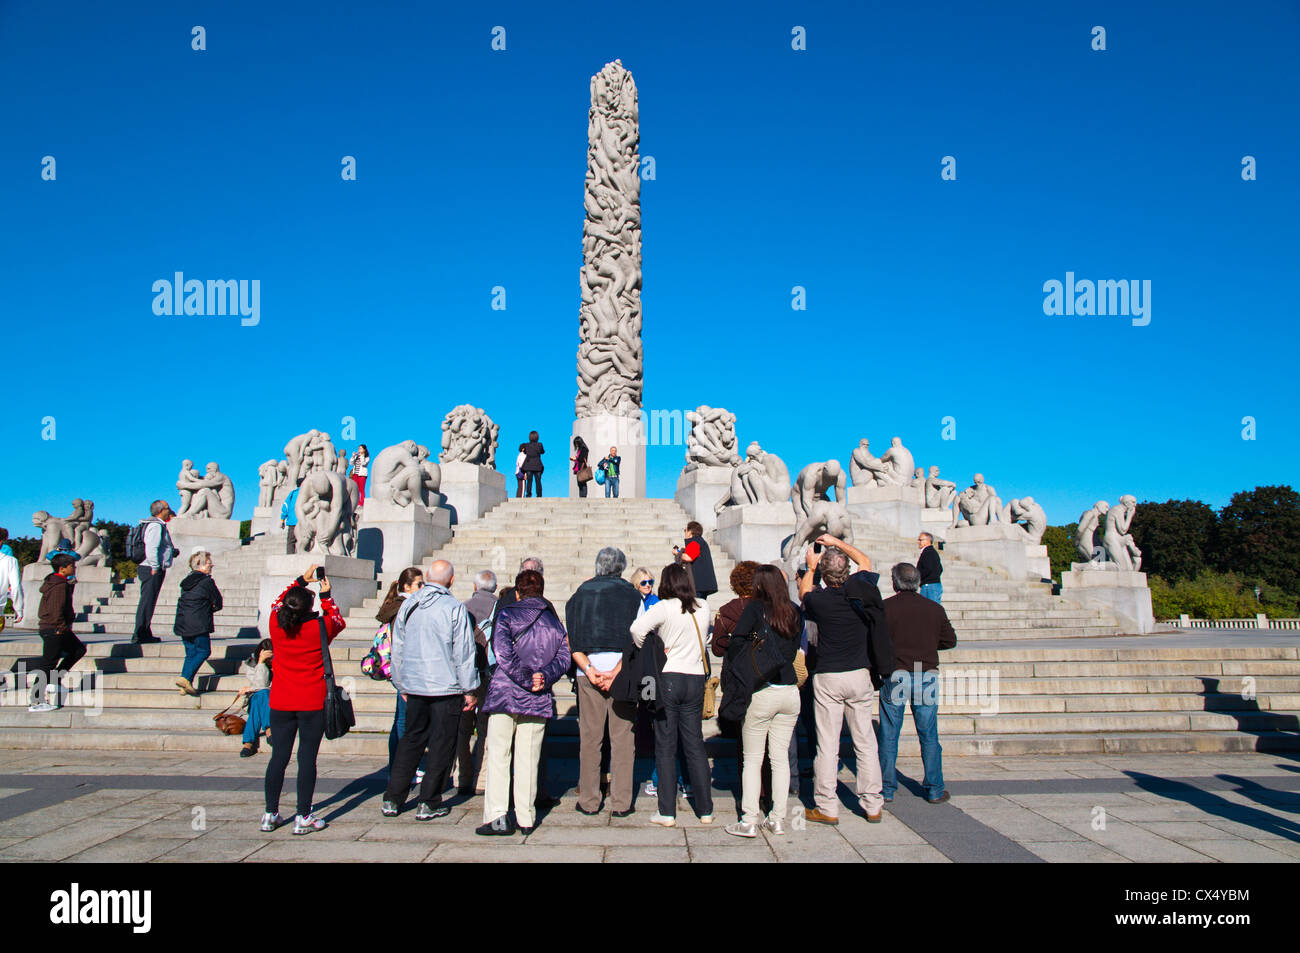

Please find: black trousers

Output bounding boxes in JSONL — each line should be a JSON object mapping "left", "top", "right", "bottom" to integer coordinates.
{"left": 385, "top": 693, "right": 462, "bottom": 806}
{"left": 524, "top": 472, "right": 542, "bottom": 497}
{"left": 265, "top": 708, "right": 326, "bottom": 817}
{"left": 285, "top": 525, "right": 297, "bottom": 555}
{"left": 133, "top": 565, "right": 166, "bottom": 641}
{"left": 31, "top": 630, "right": 87, "bottom": 705}
{"left": 653, "top": 673, "right": 714, "bottom": 818}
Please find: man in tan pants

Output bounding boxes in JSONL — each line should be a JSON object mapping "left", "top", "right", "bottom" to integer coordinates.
{"left": 798, "top": 539, "right": 894, "bottom": 824}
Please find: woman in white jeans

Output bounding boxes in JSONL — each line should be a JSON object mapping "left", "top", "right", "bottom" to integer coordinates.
{"left": 724, "top": 564, "right": 802, "bottom": 838}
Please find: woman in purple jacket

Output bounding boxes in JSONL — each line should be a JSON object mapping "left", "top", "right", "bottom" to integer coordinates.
{"left": 476, "top": 569, "right": 571, "bottom": 836}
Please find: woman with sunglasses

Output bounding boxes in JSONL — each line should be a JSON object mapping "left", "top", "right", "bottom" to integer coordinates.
{"left": 629, "top": 566, "right": 659, "bottom": 615}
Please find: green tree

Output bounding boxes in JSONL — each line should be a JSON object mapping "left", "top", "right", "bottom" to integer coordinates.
{"left": 1214, "top": 485, "right": 1300, "bottom": 598}
{"left": 1042, "top": 524, "right": 1077, "bottom": 582}
{"left": 1130, "top": 499, "right": 1217, "bottom": 582}
{"left": 6, "top": 535, "right": 40, "bottom": 570}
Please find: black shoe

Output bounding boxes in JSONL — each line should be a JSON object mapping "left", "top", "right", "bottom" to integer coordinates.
{"left": 239, "top": 744, "right": 258, "bottom": 758}
{"left": 518, "top": 824, "right": 536, "bottom": 835}
{"left": 415, "top": 802, "right": 450, "bottom": 821}
{"left": 133, "top": 635, "right": 161, "bottom": 644}
{"left": 457, "top": 786, "right": 475, "bottom": 797}
{"left": 476, "top": 817, "right": 516, "bottom": 836}
{"left": 612, "top": 808, "right": 635, "bottom": 818}
{"left": 927, "top": 791, "right": 951, "bottom": 804}
{"left": 534, "top": 793, "right": 560, "bottom": 810}
{"left": 575, "top": 804, "right": 602, "bottom": 816}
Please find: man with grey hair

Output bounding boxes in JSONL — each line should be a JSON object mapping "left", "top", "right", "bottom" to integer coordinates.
{"left": 132, "top": 499, "right": 177, "bottom": 644}
{"left": 916, "top": 532, "right": 943, "bottom": 603}
{"left": 457, "top": 569, "right": 499, "bottom": 795}
{"left": 798, "top": 537, "right": 894, "bottom": 825}
{"left": 565, "top": 546, "right": 642, "bottom": 816}
{"left": 879, "top": 562, "right": 956, "bottom": 805}
{"left": 383, "top": 559, "right": 479, "bottom": 820}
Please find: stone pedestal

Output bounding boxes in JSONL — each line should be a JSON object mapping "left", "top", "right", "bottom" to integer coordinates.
{"left": 1061, "top": 563, "right": 1155, "bottom": 634}
{"left": 845, "top": 484, "right": 925, "bottom": 540}
{"left": 438, "top": 462, "right": 506, "bottom": 525}
{"left": 674, "top": 467, "right": 733, "bottom": 533}
{"left": 944, "top": 522, "right": 1037, "bottom": 580}
{"left": 167, "top": 518, "right": 244, "bottom": 558}
{"left": 17, "top": 564, "right": 114, "bottom": 629}
{"left": 920, "top": 507, "right": 951, "bottom": 542}
{"left": 1025, "top": 545, "right": 1051, "bottom": 582}
{"left": 356, "top": 502, "right": 452, "bottom": 576}
{"left": 714, "top": 502, "right": 795, "bottom": 564}
{"left": 250, "top": 506, "right": 285, "bottom": 538}
{"left": 571, "top": 414, "right": 646, "bottom": 499}
{"left": 258, "top": 554, "right": 377, "bottom": 637}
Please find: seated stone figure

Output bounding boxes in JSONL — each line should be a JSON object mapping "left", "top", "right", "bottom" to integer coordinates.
{"left": 924, "top": 466, "right": 957, "bottom": 510}
{"left": 176, "top": 460, "right": 203, "bottom": 516}
{"left": 181, "top": 463, "right": 235, "bottom": 519}
{"left": 793, "top": 460, "right": 847, "bottom": 521}
{"left": 714, "top": 442, "right": 791, "bottom": 513}
{"left": 1005, "top": 496, "right": 1047, "bottom": 544}
{"left": 879, "top": 437, "right": 915, "bottom": 486}
{"left": 1075, "top": 501, "right": 1110, "bottom": 562}
{"left": 1102, "top": 495, "right": 1142, "bottom": 571}
{"left": 781, "top": 500, "right": 855, "bottom": 578}
{"left": 954, "top": 473, "right": 1003, "bottom": 527}
{"left": 849, "top": 439, "right": 891, "bottom": 487}
{"left": 370, "top": 440, "right": 441, "bottom": 513}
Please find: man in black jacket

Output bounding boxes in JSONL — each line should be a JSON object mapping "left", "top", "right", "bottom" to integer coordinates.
{"left": 565, "top": 546, "right": 642, "bottom": 816}
{"left": 916, "top": 532, "right": 943, "bottom": 603}
{"left": 30, "top": 553, "right": 86, "bottom": 712}
{"left": 798, "top": 539, "right": 894, "bottom": 825}
{"left": 880, "top": 562, "right": 957, "bottom": 804}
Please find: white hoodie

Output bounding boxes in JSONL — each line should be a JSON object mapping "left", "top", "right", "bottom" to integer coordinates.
{"left": 0, "top": 552, "right": 24, "bottom": 619}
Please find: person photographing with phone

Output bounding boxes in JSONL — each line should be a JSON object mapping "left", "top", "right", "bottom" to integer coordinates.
{"left": 261, "top": 564, "right": 346, "bottom": 835}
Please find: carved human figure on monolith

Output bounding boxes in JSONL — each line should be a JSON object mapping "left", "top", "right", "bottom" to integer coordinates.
{"left": 440, "top": 405, "right": 499, "bottom": 467}
{"left": 1075, "top": 501, "right": 1110, "bottom": 562}
{"left": 924, "top": 466, "right": 957, "bottom": 510}
{"left": 1102, "top": 495, "right": 1142, "bottom": 571}
{"left": 849, "top": 440, "right": 891, "bottom": 487}
{"left": 295, "top": 470, "right": 356, "bottom": 556}
{"left": 793, "top": 461, "right": 847, "bottom": 521}
{"left": 684, "top": 406, "right": 740, "bottom": 472}
{"left": 284, "top": 430, "right": 319, "bottom": 484}
{"left": 176, "top": 460, "right": 203, "bottom": 516}
{"left": 954, "top": 473, "right": 1004, "bottom": 527}
{"left": 575, "top": 60, "right": 644, "bottom": 418}
{"left": 32, "top": 510, "right": 77, "bottom": 561}
{"left": 371, "top": 440, "right": 441, "bottom": 513}
{"left": 880, "top": 437, "right": 915, "bottom": 486}
{"left": 1006, "top": 497, "right": 1048, "bottom": 544}
{"left": 714, "top": 442, "right": 792, "bottom": 512}
{"left": 66, "top": 499, "right": 94, "bottom": 550}
{"left": 258, "top": 459, "right": 287, "bottom": 508}
{"left": 782, "top": 500, "right": 855, "bottom": 577}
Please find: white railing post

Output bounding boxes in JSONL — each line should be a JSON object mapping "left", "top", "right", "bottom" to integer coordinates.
{"left": 1179, "top": 614, "right": 1190, "bottom": 628}
{"left": 1257, "top": 613, "right": 1268, "bottom": 630}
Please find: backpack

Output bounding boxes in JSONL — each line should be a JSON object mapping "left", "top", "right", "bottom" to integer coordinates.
{"left": 125, "top": 521, "right": 149, "bottom": 564}
{"left": 361, "top": 623, "right": 393, "bottom": 681}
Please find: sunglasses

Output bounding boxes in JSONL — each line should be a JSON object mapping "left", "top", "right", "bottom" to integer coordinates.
{"left": 637, "top": 580, "right": 654, "bottom": 587}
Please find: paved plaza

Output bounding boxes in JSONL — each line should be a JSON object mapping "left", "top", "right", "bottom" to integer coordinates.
{"left": 0, "top": 749, "right": 1296, "bottom": 863}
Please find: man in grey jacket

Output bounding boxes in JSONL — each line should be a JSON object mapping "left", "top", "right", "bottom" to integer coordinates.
{"left": 383, "top": 560, "right": 479, "bottom": 820}
{"left": 133, "top": 500, "right": 176, "bottom": 644}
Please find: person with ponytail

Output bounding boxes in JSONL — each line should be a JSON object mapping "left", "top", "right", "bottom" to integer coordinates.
{"left": 375, "top": 567, "right": 426, "bottom": 774}
{"left": 261, "top": 564, "right": 346, "bottom": 836}
{"left": 723, "top": 564, "right": 802, "bottom": 839}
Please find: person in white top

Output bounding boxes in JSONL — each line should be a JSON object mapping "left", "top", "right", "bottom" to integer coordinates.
{"left": 0, "top": 542, "right": 23, "bottom": 625}
{"left": 349, "top": 445, "right": 370, "bottom": 505}
{"left": 514, "top": 450, "right": 527, "bottom": 498}
{"left": 629, "top": 563, "right": 715, "bottom": 827}
{"left": 134, "top": 499, "right": 176, "bottom": 644}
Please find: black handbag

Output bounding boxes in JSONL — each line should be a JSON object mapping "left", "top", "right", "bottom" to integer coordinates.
{"left": 611, "top": 631, "right": 665, "bottom": 710}
{"left": 319, "top": 618, "right": 355, "bottom": 740}
{"left": 848, "top": 596, "right": 895, "bottom": 691}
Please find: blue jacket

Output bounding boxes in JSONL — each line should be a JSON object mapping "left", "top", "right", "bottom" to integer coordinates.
{"left": 391, "top": 583, "right": 480, "bottom": 697}
{"left": 280, "top": 488, "right": 299, "bottom": 527}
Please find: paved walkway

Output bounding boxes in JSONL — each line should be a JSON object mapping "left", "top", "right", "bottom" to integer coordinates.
{"left": 0, "top": 750, "right": 1296, "bottom": 862}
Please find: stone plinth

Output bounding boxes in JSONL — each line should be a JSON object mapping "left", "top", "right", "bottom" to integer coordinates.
{"left": 258, "top": 554, "right": 377, "bottom": 637}
{"left": 17, "top": 564, "right": 113, "bottom": 629}
{"left": 1061, "top": 563, "right": 1155, "bottom": 634}
{"left": 438, "top": 462, "right": 506, "bottom": 525}
{"left": 356, "top": 502, "right": 452, "bottom": 575}
{"left": 944, "top": 523, "right": 1035, "bottom": 580}
{"left": 845, "top": 484, "right": 925, "bottom": 540}
{"left": 714, "top": 502, "right": 794, "bottom": 564}
{"left": 1026, "top": 544, "right": 1051, "bottom": 582}
{"left": 250, "top": 506, "right": 286, "bottom": 538}
{"left": 674, "top": 467, "right": 733, "bottom": 534}
{"left": 920, "top": 508, "right": 951, "bottom": 542}
{"left": 167, "top": 518, "right": 244, "bottom": 558}
{"left": 571, "top": 415, "right": 646, "bottom": 499}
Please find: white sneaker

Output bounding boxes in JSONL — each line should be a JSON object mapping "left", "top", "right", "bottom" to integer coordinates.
{"left": 649, "top": 813, "right": 676, "bottom": 827}
{"left": 411, "top": 769, "right": 425, "bottom": 790}
{"left": 725, "top": 821, "right": 758, "bottom": 838}
{"left": 762, "top": 816, "right": 786, "bottom": 836}
{"left": 293, "top": 813, "right": 327, "bottom": 835}
{"left": 27, "top": 702, "right": 57, "bottom": 713}
{"left": 642, "top": 780, "right": 657, "bottom": 797}
{"left": 698, "top": 814, "right": 714, "bottom": 825}
{"left": 259, "top": 812, "right": 282, "bottom": 832}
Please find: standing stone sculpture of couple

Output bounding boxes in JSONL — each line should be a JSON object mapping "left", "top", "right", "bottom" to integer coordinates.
{"left": 176, "top": 461, "right": 235, "bottom": 520}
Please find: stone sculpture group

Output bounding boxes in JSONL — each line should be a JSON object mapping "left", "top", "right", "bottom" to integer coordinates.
{"left": 370, "top": 440, "right": 442, "bottom": 514}
{"left": 31, "top": 499, "right": 107, "bottom": 566}
{"left": 1076, "top": 495, "right": 1142, "bottom": 571}
{"left": 713, "top": 441, "right": 791, "bottom": 513}
{"left": 295, "top": 470, "right": 358, "bottom": 556}
{"left": 440, "top": 405, "right": 499, "bottom": 467}
{"left": 850, "top": 437, "right": 914, "bottom": 487}
{"left": 175, "top": 460, "right": 235, "bottom": 520}
{"left": 684, "top": 406, "right": 740, "bottom": 471}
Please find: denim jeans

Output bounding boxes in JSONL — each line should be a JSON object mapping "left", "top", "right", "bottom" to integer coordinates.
{"left": 878, "top": 669, "right": 945, "bottom": 800}
{"left": 605, "top": 477, "right": 619, "bottom": 498}
{"left": 919, "top": 583, "right": 943, "bottom": 604}
{"left": 652, "top": 673, "right": 713, "bottom": 818}
{"left": 243, "top": 688, "right": 271, "bottom": 743}
{"left": 180, "top": 634, "right": 211, "bottom": 684}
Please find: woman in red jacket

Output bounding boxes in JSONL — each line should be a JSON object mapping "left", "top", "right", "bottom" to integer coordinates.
{"left": 262, "top": 565, "right": 346, "bottom": 835}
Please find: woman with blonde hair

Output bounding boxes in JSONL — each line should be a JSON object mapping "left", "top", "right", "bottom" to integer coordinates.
{"left": 173, "top": 550, "right": 223, "bottom": 697}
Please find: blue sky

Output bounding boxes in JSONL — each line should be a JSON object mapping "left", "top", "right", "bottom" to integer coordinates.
{"left": 2, "top": 0, "right": 1297, "bottom": 534}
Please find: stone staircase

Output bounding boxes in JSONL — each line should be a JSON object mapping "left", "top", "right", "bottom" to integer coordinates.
{"left": 2, "top": 497, "right": 1295, "bottom": 757}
